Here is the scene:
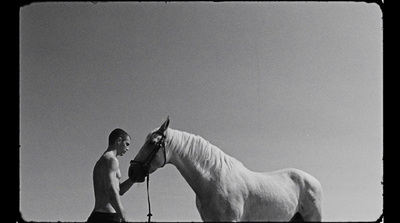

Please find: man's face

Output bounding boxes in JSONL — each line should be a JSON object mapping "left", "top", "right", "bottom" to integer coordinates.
{"left": 117, "top": 136, "right": 131, "bottom": 156}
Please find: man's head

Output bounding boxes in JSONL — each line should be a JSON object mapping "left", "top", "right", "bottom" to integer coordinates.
{"left": 108, "top": 128, "right": 131, "bottom": 156}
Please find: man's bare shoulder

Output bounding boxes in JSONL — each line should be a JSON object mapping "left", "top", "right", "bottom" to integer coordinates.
{"left": 100, "top": 152, "right": 119, "bottom": 171}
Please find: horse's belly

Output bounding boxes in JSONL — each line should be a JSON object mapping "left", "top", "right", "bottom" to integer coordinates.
{"left": 240, "top": 172, "right": 300, "bottom": 221}
{"left": 196, "top": 194, "right": 245, "bottom": 221}
{"left": 241, "top": 198, "right": 296, "bottom": 221}
{"left": 196, "top": 189, "right": 297, "bottom": 221}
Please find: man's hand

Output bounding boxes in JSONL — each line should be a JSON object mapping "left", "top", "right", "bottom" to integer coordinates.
{"left": 120, "top": 178, "right": 134, "bottom": 196}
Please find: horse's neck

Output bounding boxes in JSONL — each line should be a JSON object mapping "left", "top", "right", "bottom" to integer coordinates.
{"left": 166, "top": 129, "right": 236, "bottom": 195}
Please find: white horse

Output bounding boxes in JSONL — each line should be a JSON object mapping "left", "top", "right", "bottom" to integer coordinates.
{"left": 129, "top": 117, "right": 322, "bottom": 222}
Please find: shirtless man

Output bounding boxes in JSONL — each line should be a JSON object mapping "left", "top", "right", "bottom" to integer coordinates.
{"left": 87, "top": 128, "right": 134, "bottom": 223}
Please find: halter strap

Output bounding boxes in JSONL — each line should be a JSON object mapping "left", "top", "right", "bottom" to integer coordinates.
{"left": 130, "top": 133, "right": 167, "bottom": 169}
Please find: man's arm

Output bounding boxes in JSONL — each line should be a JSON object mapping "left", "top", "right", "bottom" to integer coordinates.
{"left": 119, "top": 179, "right": 134, "bottom": 196}
{"left": 106, "top": 158, "right": 127, "bottom": 222}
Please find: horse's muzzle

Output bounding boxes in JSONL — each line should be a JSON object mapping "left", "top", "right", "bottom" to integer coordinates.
{"left": 128, "top": 161, "right": 147, "bottom": 183}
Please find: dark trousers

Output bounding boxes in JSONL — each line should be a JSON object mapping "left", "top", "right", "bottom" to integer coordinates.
{"left": 87, "top": 211, "right": 121, "bottom": 223}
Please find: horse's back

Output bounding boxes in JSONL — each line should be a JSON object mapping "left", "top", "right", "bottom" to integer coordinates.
{"left": 266, "top": 168, "right": 322, "bottom": 194}
{"left": 284, "top": 168, "right": 322, "bottom": 192}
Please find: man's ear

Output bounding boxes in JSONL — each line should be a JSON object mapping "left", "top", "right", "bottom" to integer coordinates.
{"left": 116, "top": 136, "right": 123, "bottom": 145}
{"left": 157, "top": 116, "right": 170, "bottom": 135}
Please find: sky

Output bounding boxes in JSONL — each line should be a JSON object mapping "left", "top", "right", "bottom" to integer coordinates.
{"left": 20, "top": 2, "right": 382, "bottom": 222}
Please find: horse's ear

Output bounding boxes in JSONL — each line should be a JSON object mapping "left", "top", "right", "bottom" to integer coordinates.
{"left": 158, "top": 116, "right": 170, "bottom": 134}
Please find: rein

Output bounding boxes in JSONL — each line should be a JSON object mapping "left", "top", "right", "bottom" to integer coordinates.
{"left": 146, "top": 172, "right": 152, "bottom": 223}
{"left": 130, "top": 132, "right": 167, "bottom": 223}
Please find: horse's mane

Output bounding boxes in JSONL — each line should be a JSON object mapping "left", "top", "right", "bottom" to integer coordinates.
{"left": 166, "top": 128, "right": 241, "bottom": 172}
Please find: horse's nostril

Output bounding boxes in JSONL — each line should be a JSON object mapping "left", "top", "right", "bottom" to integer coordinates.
{"left": 137, "top": 175, "right": 145, "bottom": 183}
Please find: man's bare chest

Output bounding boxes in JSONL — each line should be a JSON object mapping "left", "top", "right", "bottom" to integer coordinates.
{"left": 116, "top": 169, "right": 121, "bottom": 180}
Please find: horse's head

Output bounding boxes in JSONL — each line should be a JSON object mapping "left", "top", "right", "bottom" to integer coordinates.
{"left": 128, "top": 117, "right": 170, "bottom": 183}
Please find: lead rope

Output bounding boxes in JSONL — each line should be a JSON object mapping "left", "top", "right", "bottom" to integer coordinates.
{"left": 146, "top": 173, "right": 152, "bottom": 223}
{"left": 143, "top": 140, "right": 166, "bottom": 223}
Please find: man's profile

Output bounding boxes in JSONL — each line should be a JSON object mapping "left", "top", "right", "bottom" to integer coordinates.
{"left": 87, "top": 128, "right": 134, "bottom": 223}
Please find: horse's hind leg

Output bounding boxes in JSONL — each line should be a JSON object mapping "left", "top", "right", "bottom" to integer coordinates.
{"left": 300, "top": 187, "right": 322, "bottom": 221}
{"left": 297, "top": 172, "right": 322, "bottom": 222}
{"left": 290, "top": 212, "right": 304, "bottom": 222}
{"left": 302, "top": 208, "right": 321, "bottom": 221}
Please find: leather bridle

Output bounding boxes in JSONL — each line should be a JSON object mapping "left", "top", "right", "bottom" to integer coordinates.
{"left": 129, "top": 131, "right": 167, "bottom": 223}
{"left": 130, "top": 131, "right": 167, "bottom": 172}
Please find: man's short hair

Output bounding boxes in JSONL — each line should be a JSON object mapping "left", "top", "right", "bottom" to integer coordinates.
{"left": 109, "top": 128, "right": 130, "bottom": 146}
